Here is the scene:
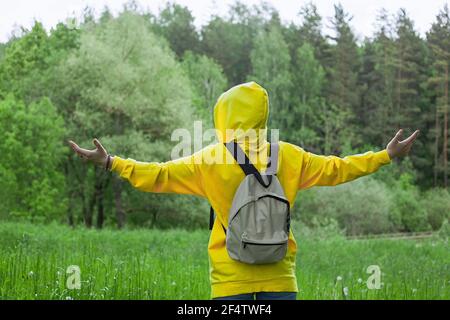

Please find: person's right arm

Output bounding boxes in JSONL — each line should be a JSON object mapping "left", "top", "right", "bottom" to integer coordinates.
{"left": 110, "top": 154, "right": 205, "bottom": 196}
{"left": 68, "top": 139, "right": 206, "bottom": 197}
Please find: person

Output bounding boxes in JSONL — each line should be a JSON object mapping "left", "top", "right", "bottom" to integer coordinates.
{"left": 69, "top": 81, "right": 419, "bottom": 300}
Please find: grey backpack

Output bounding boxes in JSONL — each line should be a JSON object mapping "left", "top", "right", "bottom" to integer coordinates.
{"left": 209, "top": 141, "right": 291, "bottom": 265}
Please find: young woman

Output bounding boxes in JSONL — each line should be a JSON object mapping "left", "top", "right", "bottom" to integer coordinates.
{"left": 69, "top": 82, "right": 419, "bottom": 300}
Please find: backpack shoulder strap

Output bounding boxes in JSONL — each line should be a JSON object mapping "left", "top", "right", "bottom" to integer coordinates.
{"left": 224, "top": 141, "right": 272, "bottom": 187}
{"left": 209, "top": 206, "right": 227, "bottom": 233}
{"left": 265, "top": 142, "right": 279, "bottom": 175}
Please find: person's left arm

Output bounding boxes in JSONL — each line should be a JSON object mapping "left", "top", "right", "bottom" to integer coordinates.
{"left": 298, "top": 129, "right": 419, "bottom": 189}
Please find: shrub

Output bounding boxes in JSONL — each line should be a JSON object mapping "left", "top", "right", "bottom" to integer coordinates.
{"left": 421, "top": 188, "right": 450, "bottom": 230}
{"left": 388, "top": 173, "right": 430, "bottom": 232}
{"left": 297, "top": 177, "right": 394, "bottom": 235}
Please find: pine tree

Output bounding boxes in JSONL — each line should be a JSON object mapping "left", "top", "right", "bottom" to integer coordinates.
{"left": 200, "top": 3, "right": 265, "bottom": 85}
{"left": 393, "top": 9, "right": 430, "bottom": 184}
{"left": 358, "top": 9, "right": 397, "bottom": 146}
{"left": 323, "top": 4, "right": 360, "bottom": 152}
{"left": 154, "top": 3, "right": 200, "bottom": 58}
{"left": 296, "top": 2, "right": 329, "bottom": 63}
{"left": 427, "top": 5, "right": 450, "bottom": 187}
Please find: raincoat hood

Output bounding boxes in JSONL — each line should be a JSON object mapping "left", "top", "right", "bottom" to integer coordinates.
{"left": 213, "top": 81, "right": 269, "bottom": 149}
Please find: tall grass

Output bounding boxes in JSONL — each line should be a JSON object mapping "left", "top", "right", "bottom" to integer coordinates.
{"left": 0, "top": 222, "right": 447, "bottom": 299}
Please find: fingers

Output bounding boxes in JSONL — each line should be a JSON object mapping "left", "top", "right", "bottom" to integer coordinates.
{"left": 68, "top": 140, "right": 92, "bottom": 159}
{"left": 401, "top": 129, "right": 420, "bottom": 145}
{"left": 393, "top": 129, "right": 403, "bottom": 142}
{"left": 93, "top": 138, "right": 107, "bottom": 154}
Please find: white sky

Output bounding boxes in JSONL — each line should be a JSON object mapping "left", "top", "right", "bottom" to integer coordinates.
{"left": 0, "top": 0, "right": 449, "bottom": 43}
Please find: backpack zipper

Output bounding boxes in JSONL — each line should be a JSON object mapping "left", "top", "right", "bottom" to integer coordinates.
{"left": 242, "top": 239, "right": 287, "bottom": 248}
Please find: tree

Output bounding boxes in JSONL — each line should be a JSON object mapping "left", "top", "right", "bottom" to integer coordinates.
{"left": 154, "top": 3, "right": 200, "bottom": 58}
{"left": 290, "top": 43, "right": 325, "bottom": 150}
{"left": 427, "top": 4, "right": 450, "bottom": 187}
{"left": 57, "top": 12, "right": 195, "bottom": 228}
{"left": 323, "top": 4, "right": 360, "bottom": 152}
{"left": 0, "top": 43, "right": 5, "bottom": 62}
{"left": 393, "top": 9, "right": 430, "bottom": 185}
{"left": 181, "top": 51, "right": 227, "bottom": 126}
{"left": 284, "top": 2, "right": 329, "bottom": 64}
{"left": 0, "top": 22, "right": 50, "bottom": 100}
{"left": 248, "top": 26, "right": 292, "bottom": 140}
{"left": 201, "top": 2, "right": 266, "bottom": 85}
{"left": 0, "top": 95, "right": 66, "bottom": 221}
{"left": 358, "top": 9, "right": 397, "bottom": 147}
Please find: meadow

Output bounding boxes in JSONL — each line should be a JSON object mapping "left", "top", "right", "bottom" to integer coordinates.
{"left": 0, "top": 222, "right": 448, "bottom": 300}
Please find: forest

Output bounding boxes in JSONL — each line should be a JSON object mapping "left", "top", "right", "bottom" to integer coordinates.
{"left": 0, "top": 1, "right": 449, "bottom": 235}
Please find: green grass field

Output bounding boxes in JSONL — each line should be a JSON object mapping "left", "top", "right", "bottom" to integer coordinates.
{"left": 0, "top": 222, "right": 448, "bottom": 300}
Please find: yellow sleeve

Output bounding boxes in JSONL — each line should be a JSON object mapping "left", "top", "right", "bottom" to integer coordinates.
{"left": 110, "top": 151, "right": 206, "bottom": 197}
{"left": 299, "top": 149, "right": 391, "bottom": 190}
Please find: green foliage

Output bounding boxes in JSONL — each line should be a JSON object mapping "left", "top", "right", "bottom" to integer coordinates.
{"left": 60, "top": 12, "right": 192, "bottom": 141}
{"left": 0, "top": 22, "right": 49, "bottom": 99}
{"left": 323, "top": 4, "right": 360, "bottom": 153}
{"left": 54, "top": 11, "right": 196, "bottom": 228}
{"left": 438, "top": 219, "right": 450, "bottom": 239}
{"left": 421, "top": 188, "right": 450, "bottom": 230}
{"left": 153, "top": 3, "right": 200, "bottom": 57}
{"left": 426, "top": 4, "right": 450, "bottom": 188}
{"left": 298, "top": 177, "right": 394, "bottom": 235}
{"left": 181, "top": 51, "right": 227, "bottom": 125}
{"left": 0, "top": 95, "right": 67, "bottom": 221}
{"left": 286, "top": 43, "right": 325, "bottom": 149}
{"left": 248, "top": 25, "right": 292, "bottom": 139}
{"left": 201, "top": 2, "right": 267, "bottom": 85}
{"left": 0, "top": 43, "right": 5, "bottom": 62}
{"left": 388, "top": 173, "right": 431, "bottom": 232}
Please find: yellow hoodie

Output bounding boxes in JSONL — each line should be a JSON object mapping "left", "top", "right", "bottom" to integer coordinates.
{"left": 110, "top": 81, "right": 391, "bottom": 298}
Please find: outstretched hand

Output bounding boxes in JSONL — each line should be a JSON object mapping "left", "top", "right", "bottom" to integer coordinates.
{"left": 68, "top": 139, "right": 110, "bottom": 168}
{"left": 386, "top": 129, "right": 420, "bottom": 159}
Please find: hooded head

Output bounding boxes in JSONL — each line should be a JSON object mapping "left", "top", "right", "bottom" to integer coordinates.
{"left": 213, "top": 81, "right": 269, "bottom": 152}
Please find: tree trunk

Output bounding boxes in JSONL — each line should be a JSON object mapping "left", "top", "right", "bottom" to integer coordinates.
{"left": 444, "top": 62, "right": 448, "bottom": 187}
{"left": 96, "top": 184, "right": 104, "bottom": 229}
{"left": 96, "top": 175, "right": 111, "bottom": 229}
{"left": 63, "top": 160, "right": 74, "bottom": 227}
{"left": 434, "top": 103, "right": 440, "bottom": 187}
{"left": 85, "top": 167, "right": 98, "bottom": 228}
{"left": 113, "top": 177, "right": 126, "bottom": 229}
{"left": 86, "top": 193, "right": 96, "bottom": 228}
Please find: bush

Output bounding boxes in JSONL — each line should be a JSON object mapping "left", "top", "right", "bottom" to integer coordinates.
{"left": 297, "top": 177, "right": 394, "bottom": 235}
{"left": 388, "top": 173, "right": 430, "bottom": 232}
{"left": 438, "top": 219, "right": 450, "bottom": 240}
{"left": 421, "top": 188, "right": 450, "bottom": 230}
{"left": 294, "top": 217, "right": 345, "bottom": 240}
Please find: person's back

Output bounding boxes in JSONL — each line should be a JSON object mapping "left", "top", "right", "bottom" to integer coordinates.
{"left": 69, "top": 81, "right": 419, "bottom": 300}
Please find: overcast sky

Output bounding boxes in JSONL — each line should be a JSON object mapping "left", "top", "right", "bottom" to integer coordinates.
{"left": 1, "top": 0, "right": 449, "bottom": 43}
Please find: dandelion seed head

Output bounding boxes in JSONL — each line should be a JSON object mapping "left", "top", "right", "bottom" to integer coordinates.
{"left": 357, "top": 278, "right": 363, "bottom": 284}
{"left": 336, "top": 276, "right": 342, "bottom": 281}
{"left": 343, "top": 287, "right": 349, "bottom": 296}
